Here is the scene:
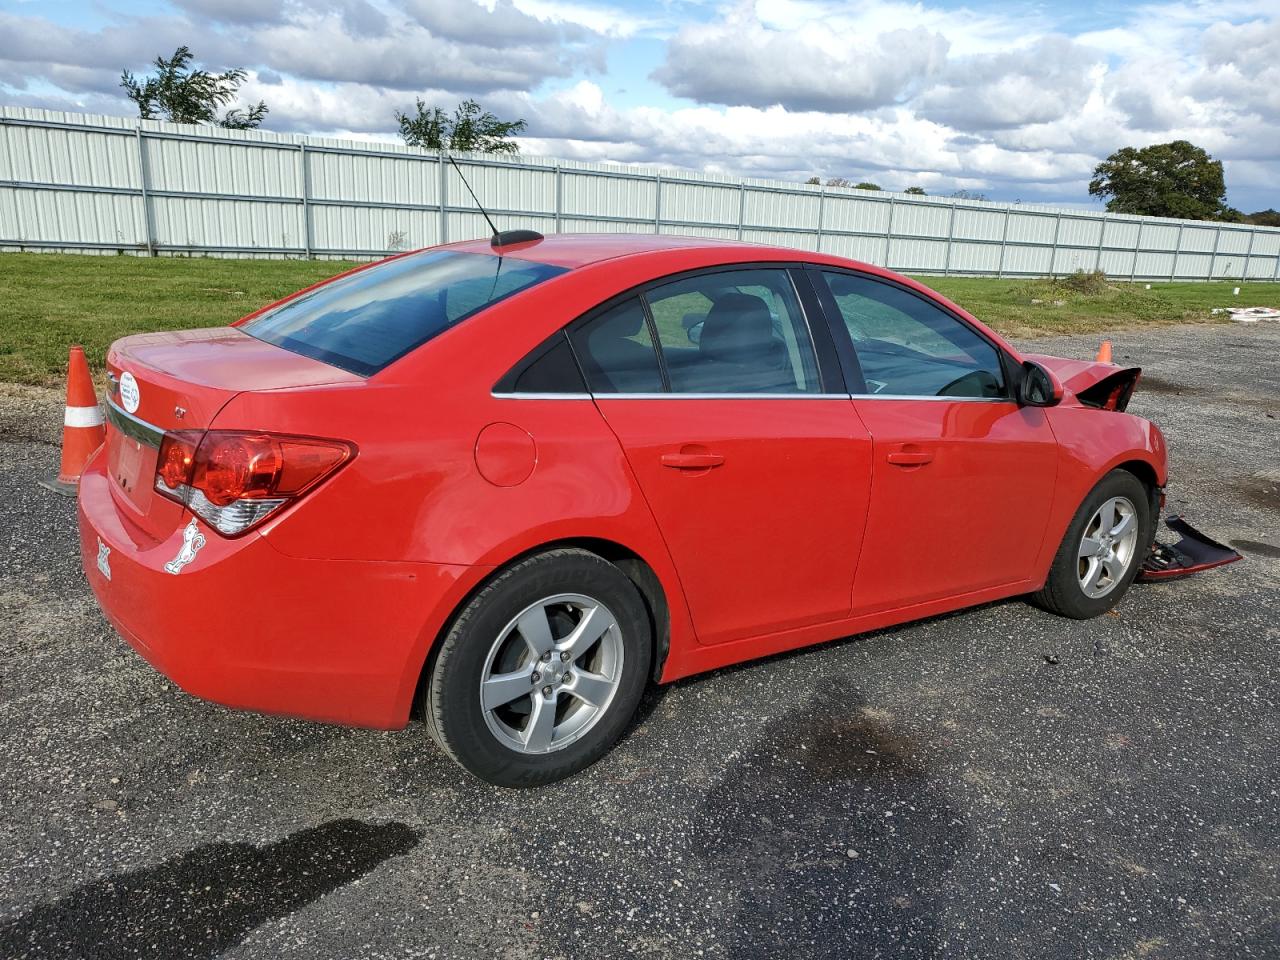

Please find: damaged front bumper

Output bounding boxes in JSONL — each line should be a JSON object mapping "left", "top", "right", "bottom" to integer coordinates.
{"left": 1138, "top": 515, "right": 1243, "bottom": 582}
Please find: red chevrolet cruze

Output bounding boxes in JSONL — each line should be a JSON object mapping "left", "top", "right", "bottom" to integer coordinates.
{"left": 80, "top": 233, "right": 1168, "bottom": 786}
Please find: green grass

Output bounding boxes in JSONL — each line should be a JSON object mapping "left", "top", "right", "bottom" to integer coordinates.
{"left": 1, "top": 252, "right": 1276, "bottom": 384}
{"left": 919, "top": 274, "right": 1277, "bottom": 337}
{"left": 0, "top": 253, "right": 358, "bottom": 385}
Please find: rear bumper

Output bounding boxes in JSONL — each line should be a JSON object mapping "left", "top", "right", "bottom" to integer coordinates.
{"left": 77, "top": 449, "right": 479, "bottom": 728}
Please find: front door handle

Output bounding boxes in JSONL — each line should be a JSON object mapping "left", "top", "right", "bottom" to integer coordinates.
{"left": 661, "top": 451, "right": 725, "bottom": 470}
{"left": 887, "top": 448, "right": 934, "bottom": 466}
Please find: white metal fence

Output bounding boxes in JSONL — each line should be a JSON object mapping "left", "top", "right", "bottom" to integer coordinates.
{"left": 3, "top": 106, "right": 1278, "bottom": 281}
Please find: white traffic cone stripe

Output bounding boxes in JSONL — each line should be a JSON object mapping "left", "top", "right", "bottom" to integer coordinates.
{"left": 64, "top": 404, "right": 105, "bottom": 428}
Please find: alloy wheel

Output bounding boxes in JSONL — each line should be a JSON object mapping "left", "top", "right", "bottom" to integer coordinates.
{"left": 1077, "top": 495, "right": 1140, "bottom": 599}
{"left": 479, "top": 593, "right": 624, "bottom": 755}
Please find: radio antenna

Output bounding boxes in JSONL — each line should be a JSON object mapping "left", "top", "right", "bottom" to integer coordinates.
{"left": 446, "top": 154, "right": 499, "bottom": 243}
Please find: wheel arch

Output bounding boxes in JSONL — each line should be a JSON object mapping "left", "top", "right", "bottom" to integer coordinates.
{"left": 1115, "top": 457, "right": 1161, "bottom": 511}
{"left": 407, "top": 536, "right": 675, "bottom": 721}
{"left": 1033, "top": 441, "right": 1166, "bottom": 590}
{"left": 1115, "top": 457, "right": 1159, "bottom": 491}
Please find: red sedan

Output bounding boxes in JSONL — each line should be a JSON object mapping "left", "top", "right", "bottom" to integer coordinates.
{"left": 80, "top": 233, "right": 1170, "bottom": 786}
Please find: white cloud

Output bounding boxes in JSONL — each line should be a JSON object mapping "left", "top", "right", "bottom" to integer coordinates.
{"left": 511, "top": 0, "right": 670, "bottom": 38}
{"left": 0, "top": 0, "right": 1276, "bottom": 209}
{"left": 652, "top": 5, "right": 949, "bottom": 111}
{"left": 916, "top": 37, "right": 1100, "bottom": 131}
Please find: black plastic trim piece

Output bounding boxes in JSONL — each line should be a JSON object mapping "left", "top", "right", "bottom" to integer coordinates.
{"left": 492, "top": 330, "right": 587, "bottom": 395}
{"left": 492, "top": 229, "right": 544, "bottom": 248}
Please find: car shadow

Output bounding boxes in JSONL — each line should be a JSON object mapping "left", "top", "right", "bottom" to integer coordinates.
{"left": 0, "top": 820, "right": 419, "bottom": 960}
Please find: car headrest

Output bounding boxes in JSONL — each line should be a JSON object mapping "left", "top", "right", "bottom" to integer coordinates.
{"left": 588, "top": 303, "right": 646, "bottom": 345}
{"left": 700, "top": 293, "right": 774, "bottom": 362}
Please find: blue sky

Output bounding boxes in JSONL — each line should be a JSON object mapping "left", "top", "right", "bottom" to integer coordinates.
{"left": 2, "top": 0, "right": 1277, "bottom": 210}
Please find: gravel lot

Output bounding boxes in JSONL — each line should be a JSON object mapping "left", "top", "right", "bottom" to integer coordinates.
{"left": 0, "top": 322, "right": 1276, "bottom": 960}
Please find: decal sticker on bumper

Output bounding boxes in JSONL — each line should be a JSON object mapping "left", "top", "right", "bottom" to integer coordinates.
{"left": 96, "top": 538, "right": 112, "bottom": 581}
{"left": 165, "top": 519, "right": 206, "bottom": 575}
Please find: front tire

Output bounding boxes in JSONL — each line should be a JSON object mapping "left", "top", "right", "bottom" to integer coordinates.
{"left": 1033, "top": 469, "right": 1153, "bottom": 619}
{"left": 423, "top": 549, "right": 652, "bottom": 787}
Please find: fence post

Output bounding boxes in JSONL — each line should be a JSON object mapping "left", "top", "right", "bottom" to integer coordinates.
{"left": 884, "top": 199, "right": 895, "bottom": 270}
{"left": 437, "top": 153, "right": 448, "bottom": 244}
{"left": 554, "top": 163, "right": 562, "bottom": 234}
{"left": 1208, "top": 223, "right": 1222, "bottom": 280}
{"left": 1130, "top": 221, "right": 1142, "bottom": 282}
{"left": 943, "top": 202, "right": 957, "bottom": 275}
{"left": 134, "top": 128, "right": 155, "bottom": 256}
{"left": 1241, "top": 228, "right": 1254, "bottom": 281}
{"left": 298, "top": 143, "right": 312, "bottom": 258}
{"left": 815, "top": 187, "right": 825, "bottom": 253}
{"left": 1095, "top": 217, "right": 1105, "bottom": 273}
{"left": 1170, "top": 223, "right": 1183, "bottom": 281}
{"left": 737, "top": 182, "right": 746, "bottom": 241}
{"left": 654, "top": 172, "right": 662, "bottom": 234}
{"left": 1049, "top": 212, "right": 1062, "bottom": 277}
{"left": 997, "top": 206, "right": 1010, "bottom": 278}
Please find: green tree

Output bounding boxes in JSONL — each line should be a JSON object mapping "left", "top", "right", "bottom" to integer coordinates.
{"left": 120, "top": 46, "right": 267, "bottom": 129}
{"left": 397, "top": 98, "right": 526, "bottom": 154}
{"left": 903, "top": 186, "right": 926, "bottom": 195}
{"left": 1244, "top": 208, "right": 1280, "bottom": 227}
{"left": 804, "top": 176, "right": 821, "bottom": 185}
{"left": 1088, "top": 140, "right": 1238, "bottom": 220}
{"left": 854, "top": 181, "right": 881, "bottom": 190}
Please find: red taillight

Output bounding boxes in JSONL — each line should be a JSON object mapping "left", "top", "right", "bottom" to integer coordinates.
{"left": 157, "top": 431, "right": 200, "bottom": 490}
{"left": 154, "top": 430, "right": 353, "bottom": 536}
{"left": 197, "top": 434, "right": 282, "bottom": 506}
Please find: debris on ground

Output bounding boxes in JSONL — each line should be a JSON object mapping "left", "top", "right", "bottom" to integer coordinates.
{"left": 1210, "top": 306, "right": 1280, "bottom": 323}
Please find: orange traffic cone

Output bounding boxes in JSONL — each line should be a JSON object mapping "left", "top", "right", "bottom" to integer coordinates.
{"left": 1095, "top": 340, "right": 1113, "bottom": 364}
{"left": 41, "top": 346, "right": 105, "bottom": 497}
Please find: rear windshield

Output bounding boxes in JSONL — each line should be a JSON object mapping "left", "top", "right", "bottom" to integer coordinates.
{"left": 242, "top": 250, "right": 567, "bottom": 376}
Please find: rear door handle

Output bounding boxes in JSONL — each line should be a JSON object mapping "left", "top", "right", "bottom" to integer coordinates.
{"left": 661, "top": 452, "right": 725, "bottom": 470}
{"left": 887, "top": 448, "right": 934, "bottom": 466}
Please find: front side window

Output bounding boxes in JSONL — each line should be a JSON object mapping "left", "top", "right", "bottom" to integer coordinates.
{"left": 644, "top": 268, "right": 820, "bottom": 394}
{"left": 821, "top": 272, "right": 1006, "bottom": 399}
{"left": 243, "top": 250, "right": 567, "bottom": 376}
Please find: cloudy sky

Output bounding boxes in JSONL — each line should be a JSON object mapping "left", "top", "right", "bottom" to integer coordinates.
{"left": 2, "top": 0, "right": 1277, "bottom": 210}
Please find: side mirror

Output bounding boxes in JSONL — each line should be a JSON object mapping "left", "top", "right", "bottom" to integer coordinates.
{"left": 1019, "top": 361, "right": 1063, "bottom": 407}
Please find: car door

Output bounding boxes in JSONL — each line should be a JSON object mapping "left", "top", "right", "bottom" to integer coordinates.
{"left": 568, "top": 266, "right": 874, "bottom": 647}
{"left": 811, "top": 269, "right": 1058, "bottom": 614}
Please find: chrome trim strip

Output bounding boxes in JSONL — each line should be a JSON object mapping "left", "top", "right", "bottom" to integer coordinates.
{"left": 105, "top": 398, "right": 165, "bottom": 448}
{"left": 493, "top": 391, "right": 1010, "bottom": 401}
{"left": 591, "top": 393, "right": 851, "bottom": 400}
{"left": 849, "top": 394, "right": 1012, "bottom": 403}
{"left": 491, "top": 392, "right": 594, "bottom": 400}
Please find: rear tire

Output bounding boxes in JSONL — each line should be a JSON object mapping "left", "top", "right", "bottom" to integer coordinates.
{"left": 1033, "top": 469, "right": 1153, "bottom": 619}
{"left": 423, "top": 549, "right": 651, "bottom": 787}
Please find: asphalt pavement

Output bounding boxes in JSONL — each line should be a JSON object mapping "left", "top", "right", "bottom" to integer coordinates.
{"left": 0, "top": 321, "right": 1276, "bottom": 959}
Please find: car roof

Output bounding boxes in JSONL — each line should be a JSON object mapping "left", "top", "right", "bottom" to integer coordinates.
{"left": 444, "top": 232, "right": 783, "bottom": 269}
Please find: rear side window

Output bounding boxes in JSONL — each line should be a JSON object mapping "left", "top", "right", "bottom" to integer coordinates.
{"left": 645, "top": 268, "right": 820, "bottom": 394}
{"left": 568, "top": 299, "right": 664, "bottom": 393}
{"left": 242, "top": 251, "right": 566, "bottom": 376}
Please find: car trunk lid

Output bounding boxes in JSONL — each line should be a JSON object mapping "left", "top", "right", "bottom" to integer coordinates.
{"left": 104, "top": 327, "right": 360, "bottom": 541}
